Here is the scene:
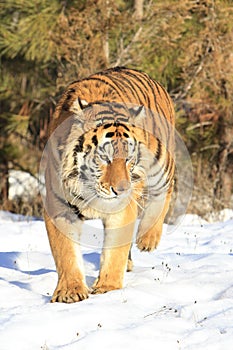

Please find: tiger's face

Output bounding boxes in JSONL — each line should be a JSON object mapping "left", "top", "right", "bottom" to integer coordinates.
{"left": 93, "top": 123, "right": 138, "bottom": 199}
{"left": 62, "top": 121, "right": 147, "bottom": 214}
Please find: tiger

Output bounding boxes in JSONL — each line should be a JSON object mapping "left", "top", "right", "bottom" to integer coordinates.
{"left": 43, "top": 66, "right": 175, "bottom": 303}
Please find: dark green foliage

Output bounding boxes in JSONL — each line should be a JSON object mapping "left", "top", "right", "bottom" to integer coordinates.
{"left": 0, "top": 0, "right": 232, "bottom": 216}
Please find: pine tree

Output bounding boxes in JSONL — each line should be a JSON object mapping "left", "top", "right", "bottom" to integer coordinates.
{"left": 0, "top": 0, "right": 232, "bottom": 215}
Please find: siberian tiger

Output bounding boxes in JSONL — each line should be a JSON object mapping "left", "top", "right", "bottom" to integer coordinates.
{"left": 43, "top": 67, "right": 175, "bottom": 303}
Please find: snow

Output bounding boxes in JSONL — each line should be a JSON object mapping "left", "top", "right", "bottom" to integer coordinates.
{"left": 1, "top": 210, "right": 233, "bottom": 350}
{"left": 8, "top": 170, "right": 40, "bottom": 200}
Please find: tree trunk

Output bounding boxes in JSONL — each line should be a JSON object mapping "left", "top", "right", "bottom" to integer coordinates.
{"left": 0, "top": 159, "right": 9, "bottom": 207}
{"left": 133, "top": 0, "right": 144, "bottom": 21}
{"left": 214, "top": 115, "right": 233, "bottom": 208}
{"left": 103, "top": 0, "right": 110, "bottom": 66}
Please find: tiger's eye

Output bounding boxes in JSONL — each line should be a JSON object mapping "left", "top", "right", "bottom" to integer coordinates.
{"left": 101, "top": 155, "right": 111, "bottom": 164}
{"left": 132, "top": 173, "right": 141, "bottom": 181}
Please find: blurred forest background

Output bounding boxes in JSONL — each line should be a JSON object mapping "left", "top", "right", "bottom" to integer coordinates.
{"left": 0, "top": 0, "right": 232, "bottom": 218}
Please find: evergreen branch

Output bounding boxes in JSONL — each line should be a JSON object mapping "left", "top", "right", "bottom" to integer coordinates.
{"left": 112, "top": 27, "right": 142, "bottom": 67}
{"left": 186, "top": 122, "right": 213, "bottom": 131}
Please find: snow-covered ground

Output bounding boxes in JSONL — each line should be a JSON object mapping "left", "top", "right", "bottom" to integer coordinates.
{"left": 0, "top": 210, "right": 233, "bottom": 350}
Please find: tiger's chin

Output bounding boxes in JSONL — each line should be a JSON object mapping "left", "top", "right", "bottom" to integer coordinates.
{"left": 90, "top": 191, "right": 132, "bottom": 214}
{"left": 67, "top": 188, "right": 133, "bottom": 217}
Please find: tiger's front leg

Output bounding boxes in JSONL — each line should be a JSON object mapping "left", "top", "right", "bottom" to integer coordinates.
{"left": 136, "top": 187, "right": 173, "bottom": 252}
{"left": 44, "top": 211, "right": 89, "bottom": 303}
{"left": 92, "top": 202, "right": 137, "bottom": 294}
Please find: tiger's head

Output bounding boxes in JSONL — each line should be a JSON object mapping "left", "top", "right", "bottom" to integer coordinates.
{"left": 90, "top": 123, "right": 140, "bottom": 198}
{"left": 61, "top": 119, "right": 148, "bottom": 215}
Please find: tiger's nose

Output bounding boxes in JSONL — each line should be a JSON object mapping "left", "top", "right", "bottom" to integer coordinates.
{"left": 111, "top": 180, "right": 131, "bottom": 196}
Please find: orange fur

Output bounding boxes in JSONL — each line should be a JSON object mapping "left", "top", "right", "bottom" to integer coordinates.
{"left": 44, "top": 67, "right": 175, "bottom": 302}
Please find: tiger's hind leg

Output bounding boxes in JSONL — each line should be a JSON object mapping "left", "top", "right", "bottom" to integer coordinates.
{"left": 44, "top": 211, "right": 89, "bottom": 303}
{"left": 136, "top": 186, "right": 173, "bottom": 252}
{"left": 127, "top": 245, "right": 133, "bottom": 272}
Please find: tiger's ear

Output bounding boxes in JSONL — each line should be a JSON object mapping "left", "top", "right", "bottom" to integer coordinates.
{"left": 129, "top": 105, "right": 146, "bottom": 122}
{"left": 70, "top": 98, "right": 89, "bottom": 114}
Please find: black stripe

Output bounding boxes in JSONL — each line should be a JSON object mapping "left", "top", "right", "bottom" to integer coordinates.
{"left": 151, "top": 79, "right": 162, "bottom": 97}
{"left": 157, "top": 104, "right": 169, "bottom": 140}
{"left": 164, "top": 152, "right": 171, "bottom": 174}
{"left": 127, "top": 70, "right": 157, "bottom": 103}
{"left": 108, "top": 73, "right": 137, "bottom": 100}
{"left": 80, "top": 164, "right": 88, "bottom": 171}
{"left": 92, "top": 135, "right": 98, "bottom": 146}
{"left": 103, "top": 123, "right": 113, "bottom": 129}
{"left": 131, "top": 74, "right": 162, "bottom": 137}
{"left": 74, "top": 134, "right": 85, "bottom": 153}
{"left": 122, "top": 70, "right": 149, "bottom": 105}
{"left": 110, "top": 74, "right": 141, "bottom": 103}
{"left": 73, "top": 152, "right": 77, "bottom": 166}
{"left": 52, "top": 189, "right": 68, "bottom": 206}
{"left": 106, "top": 132, "right": 115, "bottom": 138}
{"left": 97, "top": 117, "right": 115, "bottom": 125}
{"left": 165, "top": 153, "right": 175, "bottom": 180}
{"left": 156, "top": 81, "right": 174, "bottom": 120}
{"left": 85, "top": 76, "right": 123, "bottom": 99}
{"left": 155, "top": 139, "right": 162, "bottom": 160}
{"left": 113, "top": 122, "right": 130, "bottom": 131}
{"left": 148, "top": 152, "right": 173, "bottom": 191}
{"left": 150, "top": 176, "right": 171, "bottom": 194}
{"left": 69, "top": 88, "right": 76, "bottom": 93}
{"left": 80, "top": 171, "right": 89, "bottom": 180}
{"left": 68, "top": 202, "right": 86, "bottom": 221}
{"left": 95, "top": 110, "right": 113, "bottom": 117}
{"left": 68, "top": 169, "right": 79, "bottom": 178}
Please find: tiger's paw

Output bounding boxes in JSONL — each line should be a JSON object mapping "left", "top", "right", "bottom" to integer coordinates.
{"left": 51, "top": 282, "right": 89, "bottom": 303}
{"left": 91, "top": 279, "right": 122, "bottom": 295}
{"left": 127, "top": 258, "right": 133, "bottom": 272}
{"left": 136, "top": 230, "right": 161, "bottom": 252}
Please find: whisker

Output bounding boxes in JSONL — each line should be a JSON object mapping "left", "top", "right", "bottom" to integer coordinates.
{"left": 81, "top": 193, "right": 97, "bottom": 209}
{"left": 137, "top": 157, "right": 156, "bottom": 164}
{"left": 70, "top": 195, "right": 79, "bottom": 205}
{"left": 70, "top": 191, "right": 83, "bottom": 204}
{"left": 131, "top": 179, "right": 143, "bottom": 185}
{"left": 127, "top": 196, "right": 138, "bottom": 216}
{"left": 130, "top": 194, "right": 145, "bottom": 211}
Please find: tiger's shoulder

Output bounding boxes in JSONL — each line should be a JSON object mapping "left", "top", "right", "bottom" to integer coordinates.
{"left": 49, "top": 66, "right": 174, "bottom": 135}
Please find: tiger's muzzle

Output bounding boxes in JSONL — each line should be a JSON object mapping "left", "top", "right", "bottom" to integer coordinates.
{"left": 100, "top": 158, "right": 131, "bottom": 198}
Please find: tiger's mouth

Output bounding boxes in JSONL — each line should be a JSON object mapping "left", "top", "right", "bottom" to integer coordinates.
{"left": 96, "top": 186, "right": 132, "bottom": 201}
{"left": 96, "top": 179, "right": 132, "bottom": 200}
